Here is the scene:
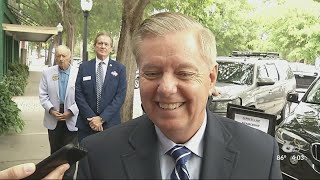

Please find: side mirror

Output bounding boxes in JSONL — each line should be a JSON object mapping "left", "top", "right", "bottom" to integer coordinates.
{"left": 257, "top": 78, "right": 275, "bottom": 86}
{"left": 286, "top": 92, "right": 299, "bottom": 103}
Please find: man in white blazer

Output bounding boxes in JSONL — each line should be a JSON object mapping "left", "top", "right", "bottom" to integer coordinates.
{"left": 39, "top": 45, "right": 79, "bottom": 179}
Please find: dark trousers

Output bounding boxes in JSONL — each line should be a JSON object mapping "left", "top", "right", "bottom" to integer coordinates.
{"left": 48, "top": 121, "right": 78, "bottom": 179}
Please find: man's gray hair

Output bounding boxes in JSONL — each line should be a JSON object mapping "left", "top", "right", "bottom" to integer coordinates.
{"left": 55, "top": 45, "right": 71, "bottom": 58}
{"left": 132, "top": 12, "right": 217, "bottom": 68}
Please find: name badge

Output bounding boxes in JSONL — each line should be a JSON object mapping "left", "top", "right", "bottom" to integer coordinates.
{"left": 52, "top": 74, "right": 59, "bottom": 81}
{"left": 83, "top": 76, "right": 91, "bottom": 81}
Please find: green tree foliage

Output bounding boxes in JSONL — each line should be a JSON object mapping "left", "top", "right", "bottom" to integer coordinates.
{"left": 249, "top": 0, "right": 320, "bottom": 63}
{"left": 18, "top": 0, "right": 320, "bottom": 62}
{"left": 18, "top": 0, "right": 77, "bottom": 55}
{"left": 148, "top": 0, "right": 320, "bottom": 62}
{"left": 18, "top": 0, "right": 122, "bottom": 57}
{"left": 83, "top": 0, "right": 122, "bottom": 58}
{"left": 18, "top": 0, "right": 61, "bottom": 26}
{"left": 86, "top": 0, "right": 122, "bottom": 38}
{"left": 148, "top": 0, "right": 258, "bottom": 56}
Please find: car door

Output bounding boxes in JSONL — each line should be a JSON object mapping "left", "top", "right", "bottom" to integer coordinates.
{"left": 253, "top": 63, "right": 280, "bottom": 114}
{"left": 265, "top": 63, "right": 283, "bottom": 114}
{"left": 254, "top": 64, "right": 273, "bottom": 111}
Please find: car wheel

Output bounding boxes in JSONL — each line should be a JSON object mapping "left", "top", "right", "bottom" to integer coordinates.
{"left": 134, "top": 79, "right": 139, "bottom": 89}
{"left": 279, "top": 102, "right": 291, "bottom": 124}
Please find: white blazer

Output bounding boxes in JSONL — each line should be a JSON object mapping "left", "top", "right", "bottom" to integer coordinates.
{"left": 39, "top": 65, "right": 79, "bottom": 131}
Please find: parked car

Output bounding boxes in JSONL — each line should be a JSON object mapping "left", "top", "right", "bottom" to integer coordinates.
{"left": 72, "top": 57, "right": 82, "bottom": 67}
{"left": 289, "top": 62, "right": 318, "bottom": 93}
{"left": 208, "top": 51, "right": 296, "bottom": 123}
{"left": 275, "top": 75, "right": 320, "bottom": 179}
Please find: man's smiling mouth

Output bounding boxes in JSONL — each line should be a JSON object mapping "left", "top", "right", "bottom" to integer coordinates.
{"left": 158, "top": 102, "right": 184, "bottom": 110}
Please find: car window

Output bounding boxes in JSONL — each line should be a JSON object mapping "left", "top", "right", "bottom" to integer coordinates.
{"left": 306, "top": 79, "right": 320, "bottom": 104}
{"left": 258, "top": 65, "right": 268, "bottom": 79}
{"left": 276, "top": 62, "right": 294, "bottom": 80}
{"left": 266, "top": 64, "right": 279, "bottom": 81}
{"left": 217, "top": 62, "right": 254, "bottom": 85}
{"left": 286, "top": 68, "right": 294, "bottom": 80}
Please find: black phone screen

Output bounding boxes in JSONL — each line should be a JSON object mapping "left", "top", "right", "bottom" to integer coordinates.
{"left": 23, "top": 143, "right": 87, "bottom": 180}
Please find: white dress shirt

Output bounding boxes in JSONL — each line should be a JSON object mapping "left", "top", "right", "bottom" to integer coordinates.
{"left": 95, "top": 56, "right": 109, "bottom": 82}
{"left": 155, "top": 111, "right": 207, "bottom": 179}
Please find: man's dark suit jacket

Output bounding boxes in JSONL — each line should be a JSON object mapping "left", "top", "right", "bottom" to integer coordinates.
{"left": 77, "top": 110, "right": 282, "bottom": 179}
{"left": 75, "top": 58, "right": 127, "bottom": 131}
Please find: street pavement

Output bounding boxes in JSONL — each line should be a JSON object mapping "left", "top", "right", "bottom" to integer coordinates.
{"left": 0, "top": 63, "right": 143, "bottom": 171}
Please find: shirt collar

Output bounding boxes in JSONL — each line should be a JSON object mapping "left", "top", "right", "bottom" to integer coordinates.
{"left": 96, "top": 56, "right": 109, "bottom": 65}
{"left": 58, "top": 65, "right": 71, "bottom": 74}
{"left": 155, "top": 111, "right": 207, "bottom": 158}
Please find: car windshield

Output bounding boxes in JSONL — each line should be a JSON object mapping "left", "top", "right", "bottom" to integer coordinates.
{"left": 305, "top": 79, "right": 320, "bottom": 104}
{"left": 217, "top": 62, "right": 254, "bottom": 85}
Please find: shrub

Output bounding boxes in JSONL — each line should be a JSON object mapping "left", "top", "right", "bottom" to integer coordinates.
{"left": 0, "top": 63, "right": 28, "bottom": 134}
{"left": 6, "top": 64, "right": 29, "bottom": 96}
{"left": 0, "top": 81, "right": 24, "bottom": 135}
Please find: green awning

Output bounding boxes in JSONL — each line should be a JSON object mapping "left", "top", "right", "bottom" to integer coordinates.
{"left": 2, "top": 23, "right": 58, "bottom": 42}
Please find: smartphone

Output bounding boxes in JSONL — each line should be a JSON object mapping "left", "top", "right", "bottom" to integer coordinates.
{"left": 23, "top": 143, "right": 87, "bottom": 180}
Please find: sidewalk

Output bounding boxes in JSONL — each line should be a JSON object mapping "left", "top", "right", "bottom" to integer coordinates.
{"left": 0, "top": 65, "right": 49, "bottom": 170}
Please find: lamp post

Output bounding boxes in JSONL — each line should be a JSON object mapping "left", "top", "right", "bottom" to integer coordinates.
{"left": 81, "top": 0, "right": 93, "bottom": 61}
{"left": 56, "top": 23, "right": 63, "bottom": 45}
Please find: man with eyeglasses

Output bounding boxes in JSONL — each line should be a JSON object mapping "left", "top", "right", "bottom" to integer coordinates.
{"left": 75, "top": 32, "right": 127, "bottom": 142}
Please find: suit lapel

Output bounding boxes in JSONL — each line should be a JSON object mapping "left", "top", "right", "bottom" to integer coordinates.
{"left": 53, "top": 66, "right": 59, "bottom": 98}
{"left": 90, "top": 60, "right": 97, "bottom": 94}
{"left": 121, "top": 117, "right": 162, "bottom": 179}
{"left": 200, "top": 111, "right": 239, "bottom": 179}
{"left": 102, "top": 60, "right": 113, "bottom": 91}
{"left": 64, "top": 67, "right": 75, "bottom": 101}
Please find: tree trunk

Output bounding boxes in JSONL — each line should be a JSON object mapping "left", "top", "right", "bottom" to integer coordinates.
{"left": 45, "top": 37, "right": 60, "bottom": 66}
{"left": 45, "top": 39, "right": 53, "bottom": 66}
{"left": 36, "top": 44, "right": 41, "bottom": 58}
{"left": 117, "top": 0, "right": 150, "bottom": 122}
{"left": 63, "top": 0, "right": 75, "bottom": 55}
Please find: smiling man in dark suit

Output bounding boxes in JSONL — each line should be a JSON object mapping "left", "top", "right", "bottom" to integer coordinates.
{"left": 77, "top": 12, "right": 282, "bottom": 179}
{"left": 75, "top": 32, "right": 127, "bottom": 142}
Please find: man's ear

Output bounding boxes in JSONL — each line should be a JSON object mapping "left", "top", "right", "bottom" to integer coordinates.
{"left": 208, "top": 63, "right": 218, "bottom": 96}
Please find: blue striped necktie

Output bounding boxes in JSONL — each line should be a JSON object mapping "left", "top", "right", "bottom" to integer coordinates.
{"left": 168, "top": 145, "right": 192, "bottom": 180}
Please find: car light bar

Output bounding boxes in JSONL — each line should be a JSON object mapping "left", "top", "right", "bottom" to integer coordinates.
{"left": 232, "top": 51, "right": 279, "bottom": 58}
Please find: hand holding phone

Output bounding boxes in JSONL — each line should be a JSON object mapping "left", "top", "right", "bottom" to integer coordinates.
{"left": 23, "top": 143, "right": 87, "bottom": 180}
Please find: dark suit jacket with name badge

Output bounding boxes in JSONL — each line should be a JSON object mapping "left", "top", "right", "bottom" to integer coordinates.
{"left": 75, "top": 58, "right": 127, "bottom": 131}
